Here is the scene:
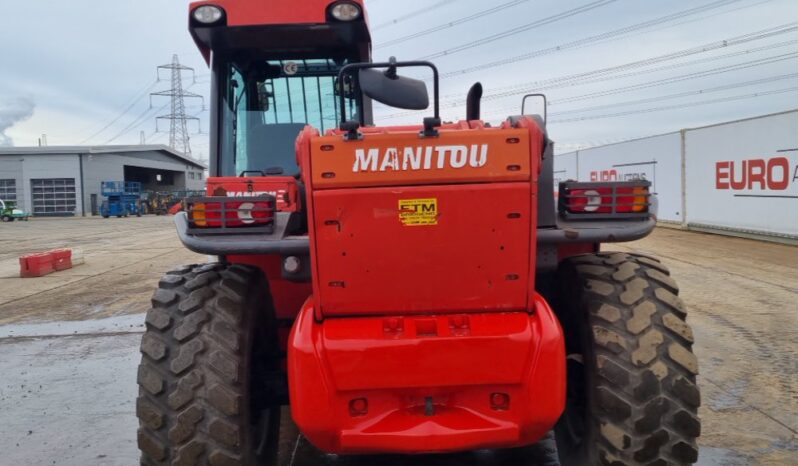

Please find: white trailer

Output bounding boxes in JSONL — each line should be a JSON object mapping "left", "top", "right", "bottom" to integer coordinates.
{"left": 553, "top": 109, "right": 798, "bottom": 241}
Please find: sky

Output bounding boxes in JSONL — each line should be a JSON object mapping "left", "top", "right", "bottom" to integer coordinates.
{"left": 0, "top": 0, "right": 797, "bottom": 158}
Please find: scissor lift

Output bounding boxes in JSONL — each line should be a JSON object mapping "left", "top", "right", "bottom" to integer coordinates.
{"left": 100, "top": 181, "right": 142, "bottom": 218}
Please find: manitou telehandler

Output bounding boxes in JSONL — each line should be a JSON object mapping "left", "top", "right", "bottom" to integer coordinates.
{"left": 136, "top": 1, "right": 700, "bottom": 464}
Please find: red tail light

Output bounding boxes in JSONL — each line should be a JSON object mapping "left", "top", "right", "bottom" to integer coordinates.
{"left": 559, "top": 181, "right": 651, "bottom": 220}
{"left": 185, "top": 196, "right": 275, "bottom": 234}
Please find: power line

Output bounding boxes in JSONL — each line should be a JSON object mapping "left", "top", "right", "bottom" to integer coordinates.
{"left": 381, "top": 0, "right": 779, "bottom": 120}
{"left": 419, "top": 0, "right": 619, "bottom": 60}
{"left": 104, "top": 83, "right": 207, "bottom": 146}
{"left": 549, "top": 51, "right": 798, "bottom": 105}
{"left": 78, "top": 80, "right": 158, "bottom": 144}
{"left": 439, "top": 0, "right": 754, "bottom": 77}
{"left": 376, "top": 0, "right": 530, "bottom": 48}
{"left": 549, "top": 85, "right": 798, "bottom": 123}
{"left": 555, "top": 133, "right": 659, "bottom": 153}
{"left": 477, "top": 45, "right": 798, "bottom": 110}
{"left": 102, "top": 103, "right": 166, "bottom": 145}
{"left": 532, "top": 72, "right": 798, "bottom": 118}
{"left": 381, "top": 45, "right": 798, "bottom": 120}
{"left": 448, "top": 21, "right": 798, "bottom": 100}
{"left": 371, "top": 0, "right": 456, "bottom": 31}
{"left": 478, "top": 44, "right": 798, "bottom": 118}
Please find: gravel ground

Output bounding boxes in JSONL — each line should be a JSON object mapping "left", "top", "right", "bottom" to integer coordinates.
{"left": 0, "top": 217, "right": 795, "bottom": 465}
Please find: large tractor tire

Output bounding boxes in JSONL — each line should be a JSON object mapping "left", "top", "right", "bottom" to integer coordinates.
{"left": 137, "top": 263, "right": 282, "bottom": 465}
{"left": 555, "top": 252, "right": 700, "bottom": 466}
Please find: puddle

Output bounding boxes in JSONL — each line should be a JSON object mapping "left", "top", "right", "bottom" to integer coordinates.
{"left": 708, "top": 378, "right": 749, "bottom": 411}
{"left": 697, "top": 446, "right": 753, "bottom": 465}
{"left": 0, "top": 313, "right": 145, "bottom": 339}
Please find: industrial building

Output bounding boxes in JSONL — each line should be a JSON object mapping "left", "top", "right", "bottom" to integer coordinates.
{"left": 0, "top": 145, "right": 206, "bottom": 217}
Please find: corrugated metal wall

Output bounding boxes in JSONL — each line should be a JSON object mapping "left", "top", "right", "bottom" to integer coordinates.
{"left": 0, "top": 149, "right": 206, "bottom": 217}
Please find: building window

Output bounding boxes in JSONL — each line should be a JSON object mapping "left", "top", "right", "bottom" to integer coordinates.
{"left": 0, "top": 179, "right": 16, "bottom": 201}
{"left": 198, "top": 172, "right": 203, "bottom": 180}
{"left": 31, "top": 178, "right": 77, "bottom": 216}
{"left": 189, "top": 172, "right": 195, "bottom": 180}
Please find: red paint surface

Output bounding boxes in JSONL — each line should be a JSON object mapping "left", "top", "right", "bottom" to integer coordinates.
{"left": 19, "top": 252, "right": 55, "bottom": 278}
{"left": 300, "top": 118, "right": 545, "bottom": 318}
{"left": 219, "top": 118, "right": 566, "bottom": 454}
{"left": 228, "top": 255, "right": 311, "bottom": 322}
{"left": 288, "top": 293, "right": 565, "bottom": 454}
{"left": 50, "top": 249, "right": 73, "bottom": 271}
{"left": 311, "top": 183, "right": 532, "bottom": 316}
{"left": 716, "top": 157, "right": 792, "bottom": 191}
{"left": 189, "top": 0, "right": 366, "bottom": 27}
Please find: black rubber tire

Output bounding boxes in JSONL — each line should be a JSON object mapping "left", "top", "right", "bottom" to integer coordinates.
{"left": 2, "top": 216, "right": 13, "bottom": 222}
{"left": 137, "top": 263, "right": 282, "bottom": 465}
{"left": 554, "top": 252, "right": 701, "bottom": 466}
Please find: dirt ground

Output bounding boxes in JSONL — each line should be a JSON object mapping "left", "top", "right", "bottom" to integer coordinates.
{"left": 0, "top": 216, "right": 795, "bottom": 465}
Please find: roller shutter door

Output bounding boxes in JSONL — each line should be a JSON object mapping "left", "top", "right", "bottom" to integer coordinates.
{"left": 31, "top": 178, "right": 77, "bottom": 216}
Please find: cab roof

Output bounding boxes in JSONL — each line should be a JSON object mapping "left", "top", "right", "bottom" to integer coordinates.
{"left": 189, "top": 0, "right": 370, "bottom": 64}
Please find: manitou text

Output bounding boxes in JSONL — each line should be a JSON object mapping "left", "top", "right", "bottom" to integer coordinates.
{"left": 353, "top": 145, "right": 490, "bottom": 172}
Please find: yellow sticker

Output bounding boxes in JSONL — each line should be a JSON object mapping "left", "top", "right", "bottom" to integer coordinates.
{"left": 398, "top": 198, "right": 438, "bottom": 226}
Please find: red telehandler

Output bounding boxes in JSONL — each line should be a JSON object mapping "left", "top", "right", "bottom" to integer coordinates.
{"left": 136, "top": 1, "right": 700, "bottom": 464}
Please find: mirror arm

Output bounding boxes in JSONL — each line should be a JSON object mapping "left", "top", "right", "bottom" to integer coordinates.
{"left": 421, "top": 117, "right": 442, "bottom": 139}
{"left": 338, "top": 60, "right": 441, "bottom": 132}
{"left": 384, "top": 56, "right": 398, "bottom": 79}
{"left": 522, "top": 93, "right": 548, "bottom": 125}
{"left": 341, "top": 120, "right": 363, "bottom": 141}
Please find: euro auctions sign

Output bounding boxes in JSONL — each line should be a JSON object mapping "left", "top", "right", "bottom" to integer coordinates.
{"left": 715, "top": 156, "right": 797, "bottom": 191}
{"left": 684, "top": 109, "right": 798, "bottom": 237}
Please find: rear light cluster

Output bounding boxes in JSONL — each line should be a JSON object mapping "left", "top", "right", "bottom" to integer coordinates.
{"left": 186, "top": 196, "right": 275, "bottom": 234}
{"left": 559, "top": 181, "right": 652, "bottom": 220}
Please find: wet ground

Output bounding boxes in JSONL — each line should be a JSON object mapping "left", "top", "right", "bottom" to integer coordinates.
{"left": 0, "top": 217, "right": 796, "bottom": 465}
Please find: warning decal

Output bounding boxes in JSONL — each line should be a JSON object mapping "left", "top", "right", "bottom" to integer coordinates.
{"left": 398, "top": 198, "right": 438, "bottom": 226}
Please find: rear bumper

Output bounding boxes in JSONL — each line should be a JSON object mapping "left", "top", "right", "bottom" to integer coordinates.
{"left": 287, "top": 294, "right": 566, "bottom": 454}
{"left": 174, "top": 212, "right": 310, "bottom": 256}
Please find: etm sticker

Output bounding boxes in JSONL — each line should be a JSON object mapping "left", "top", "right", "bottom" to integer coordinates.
{"left": 398, "top": 198, "right": 438, "bottom": 226}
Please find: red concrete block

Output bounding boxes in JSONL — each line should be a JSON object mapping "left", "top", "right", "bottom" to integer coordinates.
{"left": 168, "top": 201, "right": 184, "bottom": 215}
{"left": 50, "top": 249, "right": 73, "bottom": 271}
{"left": 20, "top": 252, "right": 55, "bottom": 278}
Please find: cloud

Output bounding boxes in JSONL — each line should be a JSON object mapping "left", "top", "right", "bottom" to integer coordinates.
{"left": 0, "top": 97, "right": 35, "bottom": 146}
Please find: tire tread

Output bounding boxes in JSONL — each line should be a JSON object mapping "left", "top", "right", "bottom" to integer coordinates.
{"left": 136, "top": 264, "right": 271, "bottom": 465}
{"left": 559, "top": 252, "right": 700, "bottom": 465}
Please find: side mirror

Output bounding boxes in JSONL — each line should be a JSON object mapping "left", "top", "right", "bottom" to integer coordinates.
{"left": 337, "top": 59, "right": 441, "bottom": 137}
{"left": 358, "top": 68, "right": 429, "bottom": 111}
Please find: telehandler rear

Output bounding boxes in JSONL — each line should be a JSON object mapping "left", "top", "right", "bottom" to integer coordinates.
{"left": 136, "top": 1, "right": 700, "bottom": 464}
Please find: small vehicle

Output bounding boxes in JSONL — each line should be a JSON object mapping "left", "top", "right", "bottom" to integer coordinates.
{"left": 100, "top": 181, "right": 142, "bottom": 218}
{"left": 0, "top": 199, "right": 30, "bottom": 222}
{"left": 135, "top": 2, "right": 701, "bottom": 465}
